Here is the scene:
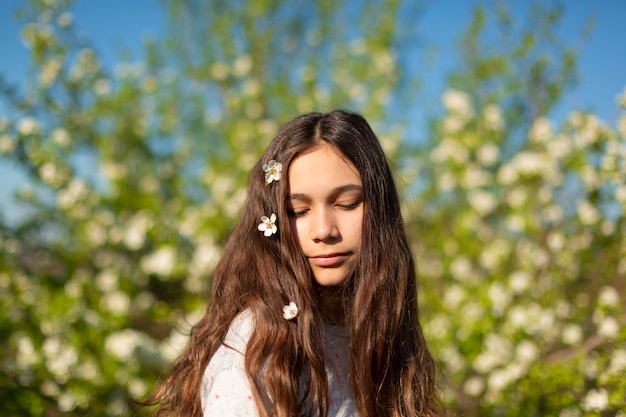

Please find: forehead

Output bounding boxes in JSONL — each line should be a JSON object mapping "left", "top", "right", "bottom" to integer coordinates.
{"left": 287, "top": 144, "right": 361, "bottom": 190}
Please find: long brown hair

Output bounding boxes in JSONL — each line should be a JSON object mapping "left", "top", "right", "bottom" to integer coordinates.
{"left": 145, "top": 110, "right": 443, "bottom": 416}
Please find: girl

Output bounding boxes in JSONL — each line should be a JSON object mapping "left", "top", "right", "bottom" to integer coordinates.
{"left": 146, "top": 110, "right": 444, "bottom": 416}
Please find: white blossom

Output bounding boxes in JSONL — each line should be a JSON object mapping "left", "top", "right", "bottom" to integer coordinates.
{"left": 450, "top": 256, "right": 472, "bottom": 281}
{"left": 95, "top": 269, "right": 118, "bottom": 292}
{"left": 100, "top": 291, "right": 131, "bottom": 316}
{"left": 608, "top": 349, "right": 626, "bottom": 375}
{"left": 582, "top": 388, "right": 608, "bottom": 411}
{"left": 57, "top": 392, "right": 76, "bottom": 413}
{"left": 258, "top": 213, "right": 278, "bottom": 236}
{"left": 488, "top": 282, "right": 509, "bottom": 316}
{"left": 442, "top": 89, "right": 473, "bottom": 117}
{"left": 57, "top": 178, "right": 88, "bottom": 209}
{"left": 577, "top": 200, "right": 599, "bottom": 225}
{"left": 104, "top": 329, "right": 142, "bottom": 361}
{"left": 17, "top": 116, "right": 39, "bottom": 135}
{"left": 444, "top": 285, "right": 465, "bottom": 308}
{"left": 597, "top": 316, "right": 619, "bottom": 340}
{"left": 468, "top": 189, "right": 497, "bottom": 216}
{"left": 462, "top": 166, "right": 492, "bottom": 188}
{"left": 140, "top": 246, "right": 177, "bottom": 277}
{"left": 506, "top": 187, "right": 527, "bottom": 208}
{"left": 263, "top": 160, "right": 282, "bottom": 184}
{"left": 529, "top": 117, "right": 553, "bottom": 143}
{"left": 515, "top": 340, "right": 538, "bottom": 364}
{"left": 0, "top": 134, "right": 15, "bottom": 154}
{"left": 123, "top": 211, "right": 153, "bottom": 250}
{"left": 509, "top": 270, "right": 531, "bottom": 293}
{"left": 57, "top": 11, "right": 73, "bottom": 28}
{"left": 512, "top": 151, "right": 546, "bottom": 176}
{"left": 562, "top": 324, "right": 583, "bottom": 345}
{"left": 210, "top": 62, "right": 229, "bottom": 81}
{"left": 16, "top": 333, "right": 39, "bottom": 368}
{"left": 476, "top": 143, "right": 500, "bottom": 166}
{"left": 93, "top": 78, "right": 111, "bottom": 96}
{"left": 496, "top": 164, "right": 518, "bottom": 185}
{"left": 40, "top": 57, "right": 62, "bottom": 86}
{"left": 232, "top": 55, "right": 252, "bottom": 76}
{"left": 51, "top": 127, "right": 70, "bottom": 146}
{"left": 597, "top": 285, "right": 620, "bottom": 307}
{"left": 463, "top": 376, "right": 485, "bottom": 396}
{"left": 483, "top": 104, "right": 504, "bottom": 130}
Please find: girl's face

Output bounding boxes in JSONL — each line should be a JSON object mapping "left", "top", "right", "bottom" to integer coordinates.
{"left": 286, "top": 143, "right": 364, "bottom": 287}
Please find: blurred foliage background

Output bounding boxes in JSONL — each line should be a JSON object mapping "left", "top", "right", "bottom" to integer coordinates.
{"left": 0, "top": 0, "right": 624, "bottom": 416}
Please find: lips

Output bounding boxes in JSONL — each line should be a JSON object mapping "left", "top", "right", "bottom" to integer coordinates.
{"left": 309, "top": 253, "right": 349, "bottom": 267}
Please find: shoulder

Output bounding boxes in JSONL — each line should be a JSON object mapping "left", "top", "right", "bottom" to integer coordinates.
{"left": 203, "top": 309, "right": 254, "bottom": 377}
{"left": 201, "top": 310, "right": 256, "bottom": 414}
{"left": 223, "top": 309, "right": 254, "bottom": 352}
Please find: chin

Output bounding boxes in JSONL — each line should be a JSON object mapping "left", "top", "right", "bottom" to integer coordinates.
{"left": 312, "top": 272, "right": 349, "bottom": 287}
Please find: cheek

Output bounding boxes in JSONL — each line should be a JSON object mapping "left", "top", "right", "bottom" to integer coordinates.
{"left": 348, "top": 209, "right": 364, "bottom": 242}
{"left": 289, "top": 218, "right": 304, "bottom": 248}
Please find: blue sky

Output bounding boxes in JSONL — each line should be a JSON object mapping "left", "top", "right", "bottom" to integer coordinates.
{"left": 1, "top": 0, "right": 625, "bottom": 120}
{"left": 1, "top": 0, "right": 625, "bottom": 222}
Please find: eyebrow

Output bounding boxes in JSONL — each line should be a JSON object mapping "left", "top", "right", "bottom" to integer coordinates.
{"left": 287, "top": 184, "right": 363, "bottom": 201}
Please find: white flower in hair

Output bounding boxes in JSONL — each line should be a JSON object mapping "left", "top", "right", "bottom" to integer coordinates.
{"left": 283, "top": 301, "right": 299, "bottom": 320}
{"left": 263, "top": 160, "right": 282, "bottom": 184}
{"left": 257, "top": 213, "right": 277, "bottom": 236}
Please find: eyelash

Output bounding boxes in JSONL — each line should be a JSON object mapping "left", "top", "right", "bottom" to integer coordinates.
{"left": 339, "top": 201, "right": 360, "bottom": 210}
{"left": 287, "top": 201, "right": 361, "bottom": 218}
{"left": 287, "top": 209, "right": 308, "bottom": 218}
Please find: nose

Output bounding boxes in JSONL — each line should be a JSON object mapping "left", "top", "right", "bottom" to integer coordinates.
{"left": 310, "top": 208, "right": 339, "bottom": 242}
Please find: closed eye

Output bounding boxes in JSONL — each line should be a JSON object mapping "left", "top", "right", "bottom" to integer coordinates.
{"left": 338, "top": 201, "right": 361, "bottom": 210}
{"left": 287, "top": 208, "right": 309, "bottom": 218}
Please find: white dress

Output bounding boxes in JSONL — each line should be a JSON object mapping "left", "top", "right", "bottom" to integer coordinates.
{"left": 200, "top": 310, "right": 357, "bottom": 416}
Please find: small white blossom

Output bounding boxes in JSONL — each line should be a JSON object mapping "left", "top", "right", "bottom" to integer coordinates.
{"left": 258, "top": 213, "right": 277, "bottom": 236}
{"left": 483, "top": 104, "right": 504, "bottom": 131}
{"left": 577, "top": 200, "right": 599, "bottom": 225}
{"left": 123, "top": 210, "right": 153, "bottom": 250}
{"left": 529, "top": 117, "right": 553, "bottom": 143}
{"left": 442, "top": 89, "right": 473, "bottom": 117}
{"left": 444, "top": 285, "right": 465, "bottom": 308}
{"left": 105, "top": 329, "right": 141, "bottom": 361}
{"left": 57, "top": 178, "right": 88, "bottom": 209}
{"left": 17, "top": 116, "right": 39, "bottom": 135}
{"left": 100, "top": 291, "right": 131, "bottom": 316}
{"left": 140, "top": 246, "right": 177, "bottom": 277}
{"left": 210, "top": 62, "right": 229, "bottom": 81}
{"left": 476, "top": 143, "right": 500, "bottom": 166}
{"left": 233, "top": 55, "right": 252, "bottom": 76}
{"left": 516, "top": 340, "right": 538, "bottom": 364}
{"left": 282, "top": 301, "right": 299, "bottom": 320}
{"left": 497, "top": 164, "right": 518, "bottom": 185}
{"left": 51, "top": 127, "right": 70, "bottom": 146}
{"left": 93, "top": 78, "right": 111, "bottom": 96}
{"left": 57, "top": 12, "right": 73, "bottom": 28}
{"left": 509, "top": 270, "right": 531, "bottom": 293}
{"left": 597, "top": 285, "right": 620, "bottom": 307}
{"left": 463, "top": 376, "right": 485, "bottom": 397}
{"left": 608, "top": 349, "right": 626, "bottom": 375}
{"left": 39, "top": 162, "right": 59, "bottom": 184}
{"left": 582, "top": 388, "right": 608, "bottom": 411}
{"left": 0, "top": 134, "right": 15, "bottom": 154}
{"left": 513, "top": 151, "right": 545, "bottom": 175}
{"left": 562, "top": 324, "right": 583, "bottom": 345}
{"left": 597, "top": 316, "right": 619, "bottom": 340}
{"left": 263, "top": 160, "right": 282, "bottom": 184}
{"left": 95, "top": 269, "right": 118, "bottom": 292}
{"left": 468, "top": 189, "right": 497, "bottom": 216}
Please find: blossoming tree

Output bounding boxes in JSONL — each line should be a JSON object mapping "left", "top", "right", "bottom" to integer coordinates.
{"left": 0, "top": 0, "right": 624, "bottom": 416}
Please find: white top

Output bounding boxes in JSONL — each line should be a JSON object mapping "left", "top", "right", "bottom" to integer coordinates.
{"left": 200, "top": 310, "right": 357, "bottom": 416}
